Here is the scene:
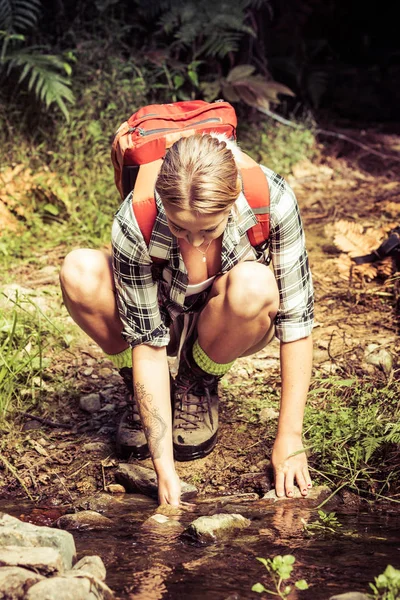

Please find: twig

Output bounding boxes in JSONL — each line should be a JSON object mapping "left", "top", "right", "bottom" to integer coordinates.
{"left": 256, "top": 106, "right": 400, "bottom": 162}
{"left": 0, "top": 453, "right": 34, "bottom": 501}
{"left": 19, "top": 412, "right": 73, "bottom": 429}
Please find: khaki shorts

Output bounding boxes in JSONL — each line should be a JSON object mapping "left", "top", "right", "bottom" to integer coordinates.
{"left": 168, "top": 308, "right": 275, "bottom": 361}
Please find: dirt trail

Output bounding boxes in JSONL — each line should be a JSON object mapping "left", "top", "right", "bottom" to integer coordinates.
{"left": 2, "top": 138, "right": 399, "bottom": 505}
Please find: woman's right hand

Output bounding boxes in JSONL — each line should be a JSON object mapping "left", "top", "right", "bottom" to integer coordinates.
{"left": 157, "top": 470, "right": 182, "bottom": 506}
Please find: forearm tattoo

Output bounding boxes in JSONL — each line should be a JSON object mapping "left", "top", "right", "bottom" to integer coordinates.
{"left": 134, "top": 382, "right": 167, "bottom": 459}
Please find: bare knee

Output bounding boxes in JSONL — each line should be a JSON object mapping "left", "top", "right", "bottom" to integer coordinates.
{"left": 224, "top": 262, "right": 279, "bottom": 321}
{"left": 60, "top": 249, "right": 113, "bottom": 305}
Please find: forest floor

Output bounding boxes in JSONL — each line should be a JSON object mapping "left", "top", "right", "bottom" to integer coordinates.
{"left": 1, "top": 129, "right": 399, "bottom": 510}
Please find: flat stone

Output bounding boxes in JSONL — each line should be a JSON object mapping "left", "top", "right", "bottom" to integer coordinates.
{"left": 79, "top": 393, "right": 101, "bottom": 413}
{"left": 115, "top": 463, "right": 198, "bottom": 501}
{"left": 55, "top": 511, "right": 113, "bottom": 531}
{"left": 0, "top": 545, "right": 64, "bottom": 575}
{"left": 141, "top": 514, "right": 184, "bottom": 536}
{"left": 0, "top": 513, "right": 76, "bottom": 570}
{"left": 25, "top": 574, "right": 114, "bottom": 600}
{"left": 262, "top": 485, "right": 332, "bottom": 505}
{"left": 72, "top": 555, "right": 106, "bottom": 581}
{"left": 0, "top": 566, "right": 44, "bottom": 599}
{"left": 186, "top": 513, "right": 251, "bottom": 542}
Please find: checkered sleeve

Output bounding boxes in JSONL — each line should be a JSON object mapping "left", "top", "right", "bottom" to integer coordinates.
{"left": 263, "top": 167, "right": 314, "bottom": 342}
{"left": 111, "top": 197, "right": 170, "bottom": 348}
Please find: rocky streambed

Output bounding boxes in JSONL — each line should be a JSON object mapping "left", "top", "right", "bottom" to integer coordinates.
{"left": 1, "top": 464, "right": 398, "bottom": 599}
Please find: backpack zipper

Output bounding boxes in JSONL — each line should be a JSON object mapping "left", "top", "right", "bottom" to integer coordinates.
{"left": 132, "top": 117, "right": 222, "bottom": 137}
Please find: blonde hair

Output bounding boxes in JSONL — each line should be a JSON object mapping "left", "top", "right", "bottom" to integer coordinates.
{"left": 155, "top": 133, "right": 241, "bottom": 214}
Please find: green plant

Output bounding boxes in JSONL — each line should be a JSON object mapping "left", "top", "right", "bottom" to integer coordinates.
{"left": 302, "top": 376, "right": 400, "bottom": 501}
{"left": 301, "top": 509, "right": 342, "bottom": 535}
{"left": 369, "top": 565, "right": 400, "bottom": 600}
{"left": 0, "top": 0, "right": 75, "bottom": 119}
{"left": 252, "top": 555, "right": 309, "bottom": 598}
{"left": 238, "top": 119, "right": 317, "bottom": 177}
{"left": 0, "top": 290, "right": 68, "bottom": 421}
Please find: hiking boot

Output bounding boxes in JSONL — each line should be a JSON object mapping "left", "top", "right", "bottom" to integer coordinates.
{"left": 115, "top": 367, "right": 150, "bottom": 460}
{"left": 173, "top": 357, "right": 220, "bottom": 461}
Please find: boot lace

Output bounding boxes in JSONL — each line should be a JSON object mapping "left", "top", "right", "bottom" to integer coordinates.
{"left": 174, "top": 362, "right": 218, "bottom": 431}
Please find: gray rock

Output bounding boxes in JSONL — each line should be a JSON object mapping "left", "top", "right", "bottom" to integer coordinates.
{"left": 0, "top": 545, "right": 64, "bottom": 575}
{"left": 72, "top": 555, "right": 106, "bottom": 581}
{"left": 82, "top": 491, "right": 154, "bottom": 516}
{"left": 364, "top": 344, "right": 393, "bottom": 375}
{"left": 0, "top": 566, "right": 44, "bottom": 599}
{"left": 186, "top": 513, "right": 251, "bottom": 542}
{"left": 0, "top": 513, "right": 76, "bottom": 570}
{"left": 262, "top": 485, "right": 331, "bottom": 504}
{"left": 55, "top": 511, "right": 113, "bottom": 531}
{"left": 79, "top": 393, "right": 101, "bottom": 413}
{"left": 141, "top": 514, "right": 184, "bottom": 536}
{"left": 115, "top": 463, "right": 198, "bottom": 501}
{"left": 81, "top": 442, "right": 112, "bottom": 453}
{"left": 329, "top": 594, "right": 369, "bottom": 600}
{"left": 25, "top": 574, "right": 114, "bottom": 600}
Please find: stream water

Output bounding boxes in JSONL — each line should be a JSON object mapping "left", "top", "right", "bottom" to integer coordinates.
{"left": 2, "top": 495, "right": 400, "bottom": 599}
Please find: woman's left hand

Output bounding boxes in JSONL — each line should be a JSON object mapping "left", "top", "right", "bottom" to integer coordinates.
{"left": 271, "top": 432, "right": 312, "bottom": 498}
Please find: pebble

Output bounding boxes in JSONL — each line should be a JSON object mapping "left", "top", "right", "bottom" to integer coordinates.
{"left": 79, "top": 393, "right": 101, "bottom": 413}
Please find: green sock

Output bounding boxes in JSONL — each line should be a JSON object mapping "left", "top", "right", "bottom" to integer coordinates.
{"left": 104, "top": 347, "right": 132, "bottom": 369}
{"left": 192, "top": 339, "right": 234, "bottom": 377}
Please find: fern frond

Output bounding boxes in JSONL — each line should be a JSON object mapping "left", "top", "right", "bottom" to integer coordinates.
{"left": 5, "top": 48, "right": 74, "bottom": 120}
{"left": 0, "top": 0, "right": 41, "bottom": 32}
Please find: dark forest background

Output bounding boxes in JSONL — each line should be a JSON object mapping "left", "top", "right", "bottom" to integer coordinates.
{"left": 1, "top": 0, "right": 399, "bottom": 127}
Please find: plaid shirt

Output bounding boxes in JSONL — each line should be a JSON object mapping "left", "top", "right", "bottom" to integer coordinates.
{"left": 112, "top": 164, "right": 314, "bottom": 347}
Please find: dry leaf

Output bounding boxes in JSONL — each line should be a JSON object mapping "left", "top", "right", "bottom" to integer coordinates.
{"left": 327, "top": 220, "right": 395, "bottom": 282}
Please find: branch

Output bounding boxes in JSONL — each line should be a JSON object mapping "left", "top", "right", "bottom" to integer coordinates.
{"left": 256, "top": 106, "right": 400, "bottom": 163}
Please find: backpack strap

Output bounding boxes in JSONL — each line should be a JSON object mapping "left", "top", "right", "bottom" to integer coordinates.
{"left": 131, "top": 159, "right": 162, "bottom": 247}
{"left": 239, "top": 153, "right": 270, "bottom": 248}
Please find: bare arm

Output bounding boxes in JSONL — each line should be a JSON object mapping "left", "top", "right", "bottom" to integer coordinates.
{"left": 271, "top": 335, "right": 313, "bottom": 497}
{"left": 132, "top": 344, "right": 180, "bottom": 505}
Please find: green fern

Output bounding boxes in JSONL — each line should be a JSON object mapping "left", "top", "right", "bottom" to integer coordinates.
{"left": 148, "top": 0, "right": 267, "bottom": 59}
{"left": 0, "top": 0, "right": 75, "bottom": 120}
{"left": 0, "top": 0, "right": 41, "bottom": 32}
{"left": 5, "top": 48, "right": 74, "bottom": 120}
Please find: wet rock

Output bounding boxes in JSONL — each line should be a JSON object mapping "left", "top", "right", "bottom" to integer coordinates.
{"left": 364, "top": 344, "right": 393, "bottom": 375}
{"left": 79, "top": 393, "right": 101, "bottom": 413}
{"left": 55, "top": 511, "right": 113, "bottom": 531}
{"left": 105, "top": 484, "right": 126, "bottom": 494}
{"left": 185, "top": 513, "right": 251, "bottom": 542}
{"left": 72, "top": 555, "right": 106, "bottom": 581}
{"left": 141, "top": 514, "right": 184, "bottom": 536}
{"left": 262, "top": 485, "right": 331, "bottom": 505}
{"left": 329, "top": 593, "right": 369, "bottom": 600}
{"left": 0, "top": 566, "right": 44, "bottom": 598}
{"left": 0, "top": 513, "right": 76, "bottom": 570}
{"left": 0, "top": 546, "right": 64, "bottom": 575}
{"left": 25, "top": 574, "right": 114, "bottom": 599}
{"left": 115, "top": 463, "right": 198, "bottom": 501}
{"left": 196, "top": 493, "right": 259, "bottom": 505}
{"left": 82, "top": 491, "right": 153, "bottom": 516}
{"left": 155, "top": 504, "right": 185, "bottom": 517}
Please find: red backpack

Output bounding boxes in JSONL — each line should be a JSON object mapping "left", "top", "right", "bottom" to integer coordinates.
{"left": 111, "top": 100, "right": 270, "bottom": 249}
